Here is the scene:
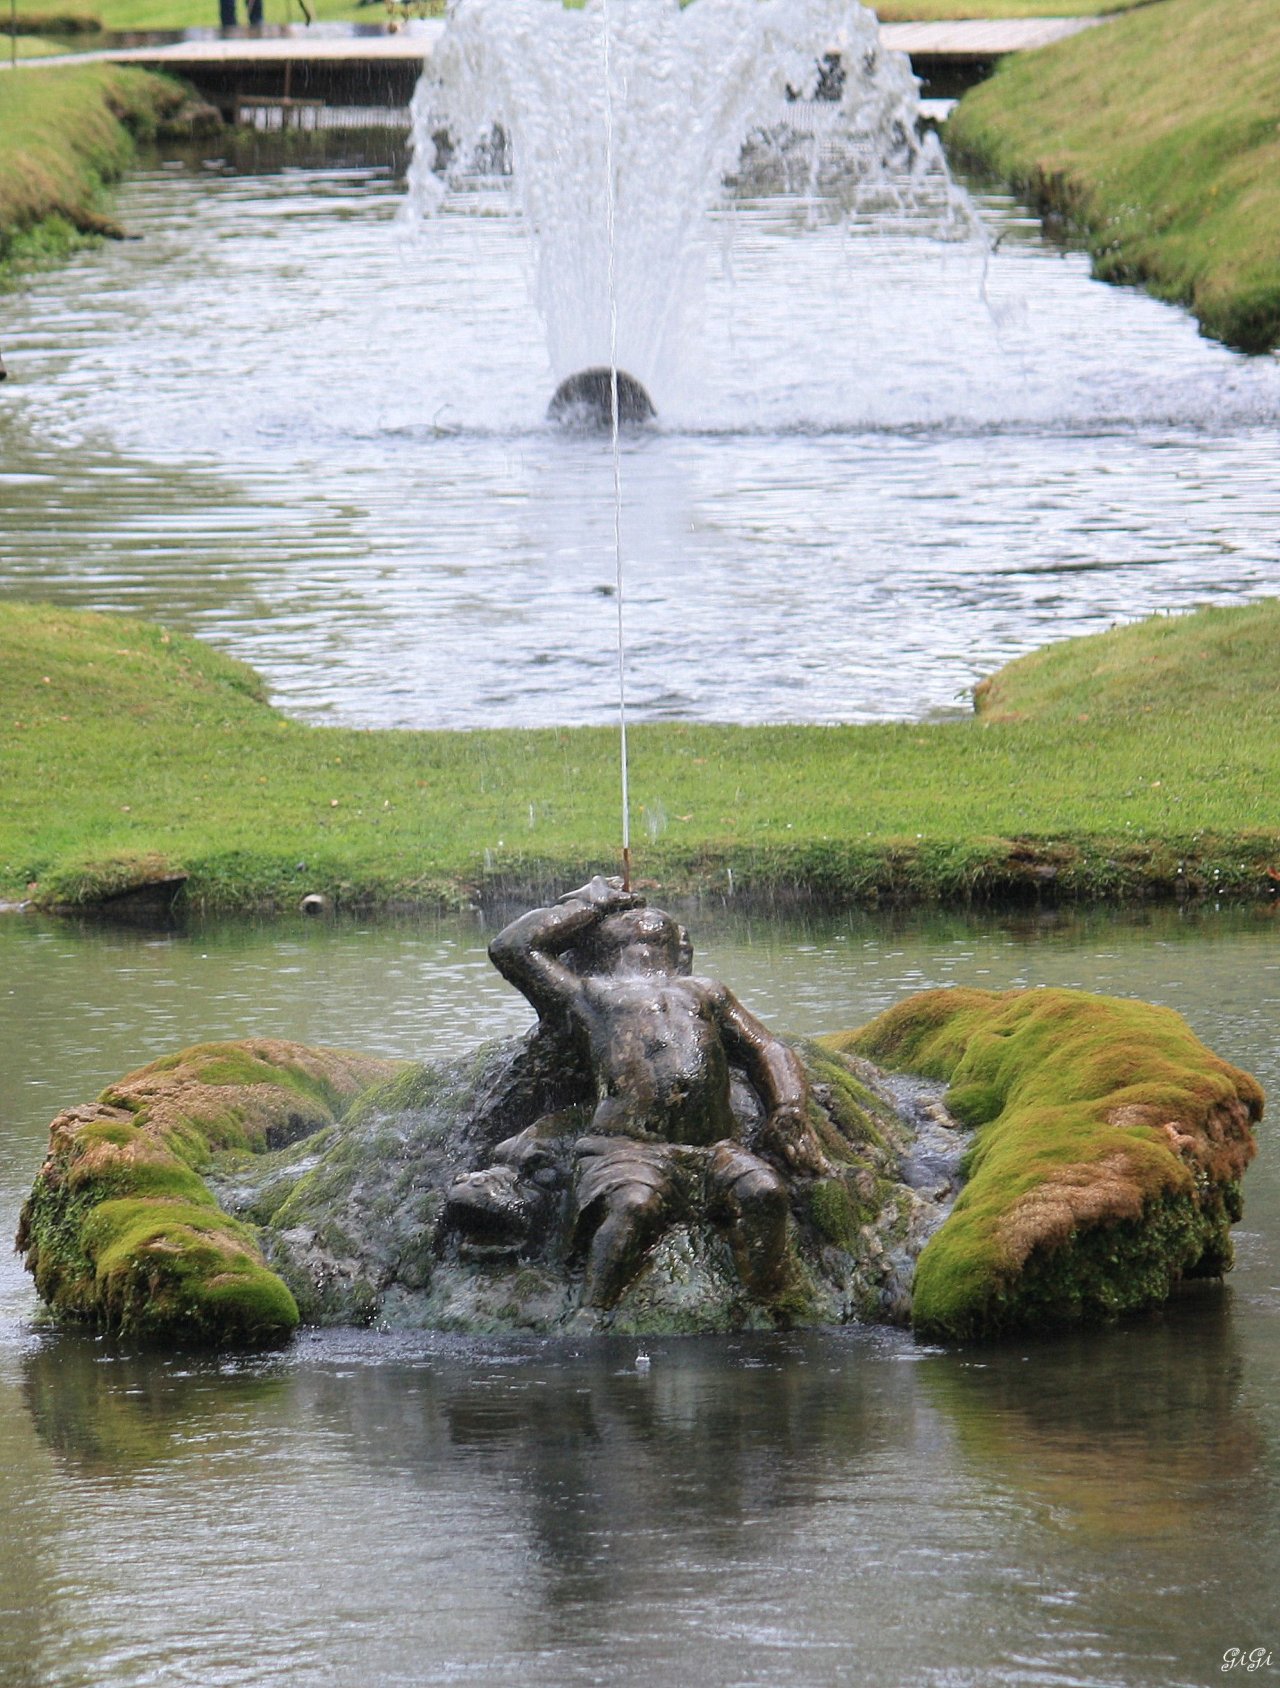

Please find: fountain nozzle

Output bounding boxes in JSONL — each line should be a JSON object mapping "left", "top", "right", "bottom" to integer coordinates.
{"left": 548, "top": 368, "right": 656, "bottom": 430}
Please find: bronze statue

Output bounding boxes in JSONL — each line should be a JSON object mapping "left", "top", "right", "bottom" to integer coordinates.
{"left": 445, "top": 876, "right": 827, "bottom": 1312}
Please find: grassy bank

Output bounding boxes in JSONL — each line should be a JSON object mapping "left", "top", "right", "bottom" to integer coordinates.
{"left": 6, "top": 0, "right": 435, "bottom": 32}
{"left": 5, "top": 0, "right": 1150, "bottom": 42}
{"left": 875, "top": 0, "right": 1149, "bottom": 19}
{"left": 2, "top": 599, "right": 1279, "bottom": 913}
{"left": 945, "top": 0, "right": 1280, "bottom": 353}
{"left": 0, "top": 64, "right": 190, "bottom": 282}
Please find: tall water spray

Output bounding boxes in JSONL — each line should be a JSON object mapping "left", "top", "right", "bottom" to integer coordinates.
{"left": 406, "top": 0, "right": 974, "bottom": 408}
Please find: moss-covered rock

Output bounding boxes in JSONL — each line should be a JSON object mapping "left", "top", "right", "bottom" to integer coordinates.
{"left": 18, "top": 1028, "right": 942, "bottom": 1343}
{"left": 22, "top": 992, "right": 1256, "bottom": 1347}
{"left": 829, "top": 988, "right": 1261, "bottom": 1339}
{"left": 16, "top": 1039, "right": 401, "bottom": 1347}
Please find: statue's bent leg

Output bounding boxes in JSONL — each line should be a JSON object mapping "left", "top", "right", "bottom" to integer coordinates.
{"left": 707, "top": 1141, "right": 790, "bottom": 1300}
{"left": 572, "top": 1136, "right": 675, "bottom": 1309}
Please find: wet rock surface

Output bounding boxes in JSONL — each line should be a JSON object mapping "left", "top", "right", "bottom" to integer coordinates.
{"left": 18, "top": 891, "right": 1257, "bottom": 1348}
{"left": 204, "top": 1026, "right": 963, "bottom": 1337}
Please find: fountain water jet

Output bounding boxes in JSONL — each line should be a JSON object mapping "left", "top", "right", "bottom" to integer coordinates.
{"left": 406, "top": 0, "right": 975, "bottom": 418}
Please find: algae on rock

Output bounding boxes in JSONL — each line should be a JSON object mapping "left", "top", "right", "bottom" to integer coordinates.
{"left": 17, "top": 988, "right": 1261, "bottom": 1348}
{"left": 830, "top": 987, "right": 1262, "bottom": 1339}
{"left": 16, "top": 1039, "right": 400, "bottom": 1347}
{"left": 17, "top": 1029, "right": 941, "bottom": 1344}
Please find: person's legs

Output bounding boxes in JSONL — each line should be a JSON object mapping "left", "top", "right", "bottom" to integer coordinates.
{"left": 573, "top": 1137, "right": 673, "bottom": 1309}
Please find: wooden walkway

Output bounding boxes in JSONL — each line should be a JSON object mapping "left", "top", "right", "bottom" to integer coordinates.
{"left": 6, "top": 16, "right": 1099, "bottom": 103}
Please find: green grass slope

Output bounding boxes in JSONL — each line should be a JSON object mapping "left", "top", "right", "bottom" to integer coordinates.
{"left": 946, "top": 0, "right": 1280, "bottom": 351}
{"left": 875, "top": 0, "right": 1148, "bottom": 18}
{"left": 834, "top": 986, "right": 1261, "bottom": 1338}
{"left": 2, "top": 598, "right": 1279, "bottom": 911}
{"left": 0, "top": 64, "right": 190, "bottom": 279}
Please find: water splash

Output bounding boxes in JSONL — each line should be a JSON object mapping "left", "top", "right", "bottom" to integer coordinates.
{"left": 406, "top": 0, "right": 975, "bottom": 401}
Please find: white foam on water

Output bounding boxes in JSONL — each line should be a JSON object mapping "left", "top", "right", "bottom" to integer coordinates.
{"left": 405, "top": 0, "right": 971, "bottom": 402}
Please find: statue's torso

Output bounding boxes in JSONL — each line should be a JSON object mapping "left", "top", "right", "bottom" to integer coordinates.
{"left": 579, "top": 974, "right": 734, "bottom": 1145}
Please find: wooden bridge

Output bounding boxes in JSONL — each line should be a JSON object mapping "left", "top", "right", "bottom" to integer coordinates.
{"left": 13, "top": 17, "right": 1099, "bottom": 110}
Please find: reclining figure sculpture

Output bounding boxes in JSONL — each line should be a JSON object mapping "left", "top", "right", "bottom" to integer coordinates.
{"left": 443, "top": 876, "right": 829, "bottom": 1311}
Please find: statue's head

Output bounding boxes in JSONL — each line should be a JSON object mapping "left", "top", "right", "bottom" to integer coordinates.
{"left": 574, "top": 905, "right": 693, "bottom": 979}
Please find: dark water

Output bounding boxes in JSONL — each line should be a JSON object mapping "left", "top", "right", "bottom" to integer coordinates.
{"left": 1, "top": 905, "right": 1278, "bottom": 1686}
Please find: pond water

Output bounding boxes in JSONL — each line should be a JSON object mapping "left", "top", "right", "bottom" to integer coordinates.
{"left": 3, "top": 110, "right": 1280, "bottom": 1688}
{"left": 1, "top": 904, "right": 1278, "bottom": 1686}
{"left": 1, "top": 148, "right": 1278, "bottom": 730}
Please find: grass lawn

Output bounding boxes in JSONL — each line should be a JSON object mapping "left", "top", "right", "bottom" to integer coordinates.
{"left": 2, "top": 598, "right": 1279, "bottom": 913}
{"left": 4, "top": 0, "right": 440, "bottom": 32}
{"left": 0, "top": 63, "right": 188, "bottom": 279}
{"left": 874, "top": 0, "right": 1149, "bottom": 19}
{"left": 945, "top": 0, "right": 1280, "bottom": 351}
{"left": 1, "top": 34, "right": 73, "bottom": 55}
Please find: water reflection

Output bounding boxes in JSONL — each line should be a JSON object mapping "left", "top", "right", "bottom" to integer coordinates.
{"left": 12, "top": 1313, "right": 1277, "bottom": 1685}
{"left": 920, "top": 1301, "right": 1269, "bottom": 1544}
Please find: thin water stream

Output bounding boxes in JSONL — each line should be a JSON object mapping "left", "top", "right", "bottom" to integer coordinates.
{"left": 0, "top": 905, "right": 1278, "bottom": 1685}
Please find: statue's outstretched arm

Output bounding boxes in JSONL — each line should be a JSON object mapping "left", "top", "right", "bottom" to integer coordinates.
{"left": 716, "top": 990, "right": 828, "bottom": 1175}
{"left": 488, "top": 876, "right": 638, "bottom": 1019}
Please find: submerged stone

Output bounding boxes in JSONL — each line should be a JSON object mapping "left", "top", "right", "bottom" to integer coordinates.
{"left": 547, "top": 368, "right": 656, "bottom": 429}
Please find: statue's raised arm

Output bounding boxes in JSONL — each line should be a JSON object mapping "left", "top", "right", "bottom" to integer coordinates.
{"left": 487, "top": 875, "right": 642, "bottom": 1022}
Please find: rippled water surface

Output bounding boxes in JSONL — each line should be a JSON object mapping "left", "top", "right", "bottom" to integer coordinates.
{"left": 2, "top": 153, "right": 1278, "bottom": 728}
{"left": 1, "top": 906, "right": 1278, "bottom": 1687}
{"left": 3, "top": 125, "right": 1280, "bottom": 1687}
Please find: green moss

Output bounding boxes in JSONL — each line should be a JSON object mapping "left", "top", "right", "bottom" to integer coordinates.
{"left": 17, "top": 1037, "right": 397, "bottom": 1346}
{"left": 807, "top": 1177, "right": 864, "bottom": 1252}
{"left": 766, "top": 1254, "right": 824, "bottom": 1330}
{"left": 798, "top": 1042, "right": 897, "bottom": 1156}
{"left": 834, "top": 987, "right": 1262, "bottom": 1339}
{"left": 85, "top": 1196, "right": 299, "bottom": 1343}
{"left": 343, "top": 1060, "right": 448, "bottom": 1128}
